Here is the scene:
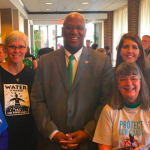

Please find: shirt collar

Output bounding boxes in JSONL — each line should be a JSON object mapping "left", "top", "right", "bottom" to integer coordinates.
{"left": 65, "top": 47, "right": 83, "bottom": 61}
{"left": 124, "top": 99, "right": 140, "bottom": 109}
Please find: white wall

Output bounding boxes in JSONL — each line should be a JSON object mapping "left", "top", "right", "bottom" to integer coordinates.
{"left": 95, "top": 22, "right": 104, "bottom": 48}
{"left": 28, "top": 21, "right": 31, "bottom": 47}
{"left": 113, "top": 6, "right": 128, "bottom": 66}
{"left": 19, "top": 14, "right": 24, "bottom": 32}
{"left": 139, "top": 0, "right": 150, "bottom": 38}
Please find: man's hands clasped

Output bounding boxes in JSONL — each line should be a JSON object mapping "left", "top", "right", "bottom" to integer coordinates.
{"left": 52, "top": 130, "right": 90, "bottom": 150}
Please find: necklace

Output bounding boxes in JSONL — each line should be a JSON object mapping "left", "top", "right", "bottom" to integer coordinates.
{"left": 15, "top": 69, "right": 23, "bottom": 82}
{"left": 3, "top": 62, "right": 24, "bottom": 82}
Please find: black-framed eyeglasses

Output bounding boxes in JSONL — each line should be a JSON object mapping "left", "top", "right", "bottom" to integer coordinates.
{"left": 64, "top": 25, "right": 85, "bottom": 31}
{"left": 8, "top": 45, "right": 26, "bottom": 50}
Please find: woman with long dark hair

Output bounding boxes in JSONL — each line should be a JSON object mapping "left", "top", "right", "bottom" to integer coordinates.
{"left": 115, "top": 32, "right": 149, "bottom": 86}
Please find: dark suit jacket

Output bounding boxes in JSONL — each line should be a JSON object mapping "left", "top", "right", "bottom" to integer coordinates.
{"left": 31, "top": 47, "right": 114, "bottom": 150}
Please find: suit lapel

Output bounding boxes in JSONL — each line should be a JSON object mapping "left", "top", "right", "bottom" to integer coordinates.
{"left": 70, "top": 47, "right": 90, "bottom": 93}
{"left": 55, "top": 48, "right": 70, "bottom": 93}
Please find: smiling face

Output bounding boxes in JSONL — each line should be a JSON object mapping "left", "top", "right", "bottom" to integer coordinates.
{"left": 117, "top": 74, "right": 141, "bottom": 104}
{"left": 120, "top": 39, "right": 141, "bottom": 63}
{"left": 6, "top": 40, "right": 27, "bottom": 64}
{"left": 62, "top": 13, "right": 86, "bottom": 54}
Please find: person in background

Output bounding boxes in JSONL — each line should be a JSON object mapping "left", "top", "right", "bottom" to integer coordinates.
{"left": 31, "top": 12, "right": 114, "bottom": 150}
{"left": 0, "top": 44, "right": 7, "bottom": 64}
{"left": 86, "top": 39, "right": 91, "bottom": 48}
{"left": 115, "top": 32, "right": 150, "bottom": 87}
{"left": 0, "top": 30, "right": 37, "bottom": 150}
{"left": 0, "top": 102, "right": 8, "bottom": 150}
{"left": 37, "top": 47, "right": 54, "bottom": 58}
{"left": 142, "top": 35, "right": 150, "bottom": 66}
{"left": 25, "top": 47, "right": 37, "bottom": 69}
{"left": 105, "top": 45, "right": 111, "bottom": 58}
{"left": 57, "top": 43, "right": 62, "bottom": 49}
{"left": 36, "top": 47, "right": 54, "bottom": 64}
{"left": 91, "top": 44, "right": 98, "bottom": 50}
{"left": 97, "top": 48, "right": 105, "bottom": 54}
{"left": 93, "top": 62, "right": 150, "bottom": 150}
{"left": 51, "top": 46, "right": 54, "bottom": 50}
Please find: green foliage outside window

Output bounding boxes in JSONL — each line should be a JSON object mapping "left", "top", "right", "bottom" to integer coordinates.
{"left": 23, "top": 58, "right": 32, "bottom": 68}
{"left": 93, "top": 32, "right": 97, "bottom": 44}
{"left": 33, "top": 31, "right": 41, "bottom": 58}
{"left": 23, "top": 31, "right": 41, "bottom": 67}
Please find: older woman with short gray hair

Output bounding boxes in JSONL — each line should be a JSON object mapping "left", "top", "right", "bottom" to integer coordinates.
{"left": 0, "top": 30, "right": 37, "bottom": 150}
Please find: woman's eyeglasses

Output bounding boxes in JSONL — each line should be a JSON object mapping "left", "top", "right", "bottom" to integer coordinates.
{"left": 8, "top": 45, "right": 26, "bottom": 50}
{"left": 118, "top": 76, "right": 140, "bottom": 84}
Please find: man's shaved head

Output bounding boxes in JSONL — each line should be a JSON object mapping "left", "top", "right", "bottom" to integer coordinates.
{"left": 63, "top": 12, "right": 85, "bottom": 26}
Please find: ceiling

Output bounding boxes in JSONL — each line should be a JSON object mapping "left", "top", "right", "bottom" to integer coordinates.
{"left": 0, "top": 0, "right": 127, "bottom": 25}
{"left": 22, "top": 0, "right": 127, "bottom": 12}
{"left": 0, "top": 0, "right": 127, "bottom": 12}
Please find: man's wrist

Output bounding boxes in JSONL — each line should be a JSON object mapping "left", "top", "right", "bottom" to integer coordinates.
{"left": 49, "top": 130, "right": 59, "bottom": 141}
{"left": 84, "top": 129, "right": 92, "bottom": 140}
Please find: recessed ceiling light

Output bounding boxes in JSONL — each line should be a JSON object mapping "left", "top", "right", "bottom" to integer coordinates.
{"left": 46, "top": 9, "right": 51, "bottom": 10}
{"left": 82, "top": 2, "right": 89, "bottom": 4}
{"left": 78, "top": 9, "right": 82, "bottom": 10}
{"left": 46, "top": 3, "right": 52, "bottom": 4}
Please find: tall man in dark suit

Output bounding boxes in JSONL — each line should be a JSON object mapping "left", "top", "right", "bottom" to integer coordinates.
{"left": 31, "top": 12, "right": 114, "bottom": 150}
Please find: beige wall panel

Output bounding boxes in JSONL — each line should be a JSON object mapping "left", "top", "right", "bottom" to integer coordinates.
{"left": 1, "top": 9, "right": 12, "bottom": 43}
{"left": 13, "top": 9, "right": 19, "bottom": 30}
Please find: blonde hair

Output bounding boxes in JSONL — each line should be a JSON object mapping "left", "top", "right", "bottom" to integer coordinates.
{"left": 4, "top": 30, "right": 28, "bottom": 48}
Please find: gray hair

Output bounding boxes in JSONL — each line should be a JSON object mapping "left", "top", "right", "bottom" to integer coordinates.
{"left": 110, "top": 62, "right": 150, "bottom": 110}
{"left": 4, "top": 30, "right": 28, "bottom": 48}
{"left": 63, "top": 12, "right": 85, "bottom": 26}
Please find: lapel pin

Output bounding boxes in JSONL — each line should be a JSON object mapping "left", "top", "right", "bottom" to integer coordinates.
{"left": 85, "top": 60, "right": 89, "bottom": 64}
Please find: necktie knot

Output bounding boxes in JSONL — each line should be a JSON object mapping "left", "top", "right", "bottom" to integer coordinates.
{"left": 69, "top": 55, "right": 75, "bottom": 60}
